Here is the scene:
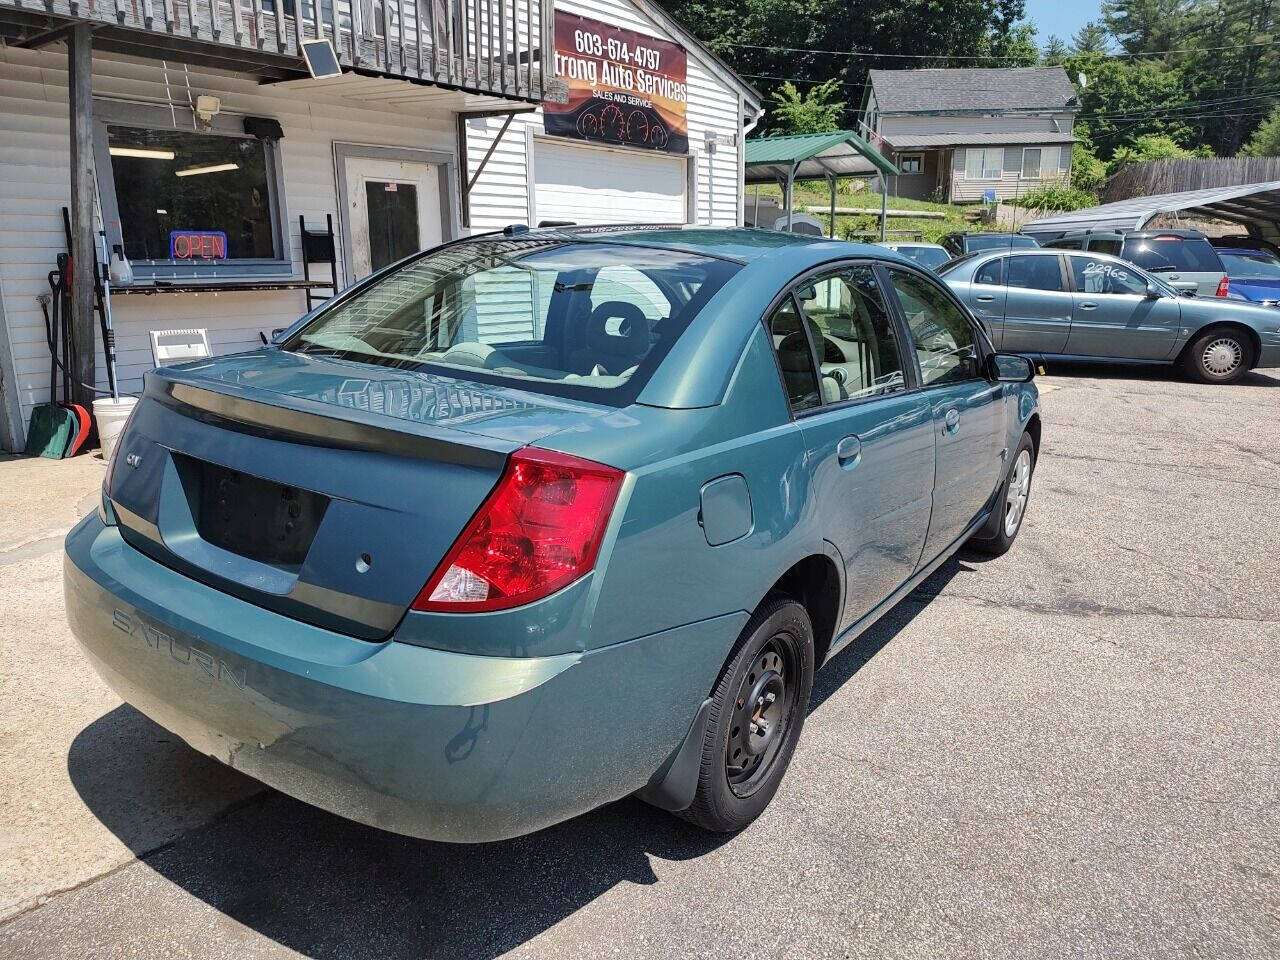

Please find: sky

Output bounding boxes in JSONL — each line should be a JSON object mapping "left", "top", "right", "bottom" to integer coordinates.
{"left": 1023, "top": 0, "right": 1105, "bottom": 44}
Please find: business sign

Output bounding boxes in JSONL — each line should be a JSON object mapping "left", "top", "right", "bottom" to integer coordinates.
{"left": 545, "top": 12, "right": 689, "bottom": 154}
{"left": 170, "top": 230, "right": 228, "bottom": 260}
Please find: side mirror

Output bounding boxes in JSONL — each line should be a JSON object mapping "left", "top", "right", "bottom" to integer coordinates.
{"left": 1145, "top": 281, "right": 1162, "bottom": 299}
{"left": 988, "top": 352, "right": 1035, "bottom": 383}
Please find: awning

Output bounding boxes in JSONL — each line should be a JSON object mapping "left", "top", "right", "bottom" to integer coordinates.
{"left": 885, "top": 131, "right": 1077, "bottom": 149}
{"left": 744, "top": 130, "right": 899, "bottom": 184}
{"left": 1021, "top": 180, "right": 1280, "bottom": 243}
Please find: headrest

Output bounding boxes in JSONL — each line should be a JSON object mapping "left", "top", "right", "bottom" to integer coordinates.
{"left": 585, "top": 302, "right": 650, "bottom": 357}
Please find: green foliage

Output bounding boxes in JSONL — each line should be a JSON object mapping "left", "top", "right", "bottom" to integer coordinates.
{"left": 1041, "top": 35, "right": 1069, "bottom": 64}
{"left": 976, "top": 21, "right": 1040, "bottom": 67}
{"left": 1069, "top": 142, "right": 1109, "bottom": 192}
{"left": 768, "top": 79, "right": 846, "bottom": 135}
{"left": 1240, "top": 106, "right": 1280, "bottom": 157}
{"left": 1107, "top": 133, "right": 1208, "bottom": 172}
{"left": 1067, "top": 54, "right": 1194, "bottom": 154}
{"left": 1101, "top": 0, "right": 1191, "bottom": 54}
{"left": 1070, "top": 21, "right": 1110, "bottom": 54}
{"left": 1010, "top": 185, "right": 1098, "bottom": 210}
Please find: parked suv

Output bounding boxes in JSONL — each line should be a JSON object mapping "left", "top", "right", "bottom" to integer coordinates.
{"left": 1041, "top": 229, "right": 1228, "bottom": 298}
{"left": 939, "top": 232, "right": 1040, "bottom": 258}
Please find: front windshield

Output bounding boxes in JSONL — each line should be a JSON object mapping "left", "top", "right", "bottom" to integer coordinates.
{"left": 1219, "top": 250, "right": 1280, "bottom": 280}
{"left": 284, "top": 239, "right": 739, "bottom": 403}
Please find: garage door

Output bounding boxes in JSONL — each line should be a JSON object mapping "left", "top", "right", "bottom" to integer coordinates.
{"left": 533, "top": 138, "right": 688, "bottom": 226}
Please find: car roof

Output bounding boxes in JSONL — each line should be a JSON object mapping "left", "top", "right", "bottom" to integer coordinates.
{"left": 1061, "top": 228, "right": 1209, "bottom": 240}
{"left": 487, "top": 225, "right": 915, "bottom": 268}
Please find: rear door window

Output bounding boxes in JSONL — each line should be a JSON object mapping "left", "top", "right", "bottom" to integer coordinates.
{"left": 1069, "top": 256, "right": 1149, "bottom": 295}
{"left": 767, "top": 297, "right": 821, "bottom": 412}
{"left": 974, "top": 258, "right": 1003, "bottom": 285}
{"left": 1122, "top": 236, "right": 1222, "bottom": 273}
{"left": 794, "top": 265, "right": 908, "bottom": 401}
{"left": 1005, "top": 255, "right": 1064, "bottom": 291}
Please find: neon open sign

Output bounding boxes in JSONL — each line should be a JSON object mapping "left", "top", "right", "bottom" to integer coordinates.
{"left": 170, "top": 230, "right": 228, "bottom": 260}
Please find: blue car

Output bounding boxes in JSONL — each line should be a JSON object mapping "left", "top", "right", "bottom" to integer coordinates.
{"left": 1216, "top": 246, "right": 1280, "bottom": 307}
{"left": 65, "top": 227, "right": 1040, "bottom": 841}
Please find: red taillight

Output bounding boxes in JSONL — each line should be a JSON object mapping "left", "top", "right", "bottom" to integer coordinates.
{"left": 1215, "top": 276, "right": 1230, "bottom": 298}
{"left": 412, "top": 447, "right": 624, "bottom": 613}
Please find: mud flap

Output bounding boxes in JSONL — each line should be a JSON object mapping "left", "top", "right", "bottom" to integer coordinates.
{"left": 634, "top": 697, "right": 714, "bottom": 812}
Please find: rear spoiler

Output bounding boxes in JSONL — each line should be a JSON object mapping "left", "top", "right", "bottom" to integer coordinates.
{"left": 146, "top": 370, "right": 512, "bottom": 468}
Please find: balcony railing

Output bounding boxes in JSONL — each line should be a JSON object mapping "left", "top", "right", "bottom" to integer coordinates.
{"left": 1, "top": 0, "right": 552, "bottom": 101}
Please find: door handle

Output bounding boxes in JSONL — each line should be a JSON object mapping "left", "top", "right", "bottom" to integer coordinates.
{"left": 943, "top": 408, "right": 960, "bottom": 435}
{"left": 836, "top": 435, "right": 861, "bottom": 468}
{"left": 975, "top": 294, "right": 996, "bottom": 303}
{"left": 1078, "top": 301, "right": 1098, "bottom": 310}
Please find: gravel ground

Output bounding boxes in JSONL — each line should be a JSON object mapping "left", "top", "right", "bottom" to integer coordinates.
{"left": 0, "top": 362, "right": 1277, "bottom": 959}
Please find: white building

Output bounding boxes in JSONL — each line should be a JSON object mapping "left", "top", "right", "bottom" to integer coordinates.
{"left": 0, "top": 0, "right": 760, "bottom": 451}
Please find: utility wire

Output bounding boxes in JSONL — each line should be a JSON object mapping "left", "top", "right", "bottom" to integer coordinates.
{"left": 709, "top": 37, "right": 1280, "bottom": 61}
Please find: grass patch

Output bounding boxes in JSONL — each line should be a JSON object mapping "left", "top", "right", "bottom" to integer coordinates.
{"left": 746, "top": 183, "right": 988, "bottom": 244}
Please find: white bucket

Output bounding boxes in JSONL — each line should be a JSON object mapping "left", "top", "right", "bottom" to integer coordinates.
{"left": 93, "top": 396, "right": 138, "bottom": 462}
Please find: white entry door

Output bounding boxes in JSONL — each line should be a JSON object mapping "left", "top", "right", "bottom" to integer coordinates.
{"left": 533, "top": 139, "right": 689, "bottom": 226}
{"left": 343, "top": 157, "right": 442, "bottom": 280}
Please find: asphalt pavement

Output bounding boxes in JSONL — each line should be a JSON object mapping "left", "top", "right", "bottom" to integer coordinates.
{"left": 1, "top": 361, "right": 1276, "bottom": 959}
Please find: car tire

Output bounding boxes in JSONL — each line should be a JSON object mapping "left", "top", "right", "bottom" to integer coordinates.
{"left": 1183, "top": 327, "right": 1254, "bottom": 384}
{"left": 969, "top": 431, "right": 1036, "bottom": 556}
{"left": 676, "top": 596, "right": 815, "bottom": 833}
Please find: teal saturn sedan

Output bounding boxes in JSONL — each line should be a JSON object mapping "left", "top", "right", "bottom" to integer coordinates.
{"left": 65, "top": 227, "right": 1041, "bottom": 842}
{"left": 941, "top": 248, "right": 1280, "bottom": 383}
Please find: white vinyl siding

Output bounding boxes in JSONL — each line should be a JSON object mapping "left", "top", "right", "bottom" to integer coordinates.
{"left": 963, "top": 147, "right": 1003, "bottom": 180}
{"left": 949, "top": 142, "right": 1072, "bottom": 202}
{"left": 0, "top": 44, "right": 456, "bottom": 442}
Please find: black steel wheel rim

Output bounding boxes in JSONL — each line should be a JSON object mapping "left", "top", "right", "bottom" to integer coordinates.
{"left": 725, "top": 633, "right": 798, "bottom": 797}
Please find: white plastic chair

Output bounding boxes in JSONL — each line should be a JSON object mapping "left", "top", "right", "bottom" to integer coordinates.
{"left": 150, "top": 328, "right": 211, "bottom": 367}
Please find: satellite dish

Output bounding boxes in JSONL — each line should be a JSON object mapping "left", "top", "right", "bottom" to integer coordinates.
{"left": 301, "top": 39, "right": 342, "bottom": 79}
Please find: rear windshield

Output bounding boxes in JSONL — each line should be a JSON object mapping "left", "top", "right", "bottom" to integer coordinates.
{"left": 1122, "top": 236, "right": 1223, "bottom": 273}
{"left": 965, "top": 234, "right": 1039, "bottom": 252}
{"left": 898, "top": 246, "right": 951, "bottom": 269}
{"left": 284, "top": 239, "right": 739, "bottom": 404}
{"left": 1218, "top": 249, "right": 1280, "bottom": 280}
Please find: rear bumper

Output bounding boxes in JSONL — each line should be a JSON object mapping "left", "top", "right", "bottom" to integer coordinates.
{"left": 65, "top": 514, "right": 745, "bottom": 842}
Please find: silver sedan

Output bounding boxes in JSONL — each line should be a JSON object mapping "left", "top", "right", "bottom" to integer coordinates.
{"left": 940, "top": 248, "right": 1280, "bottom": 384}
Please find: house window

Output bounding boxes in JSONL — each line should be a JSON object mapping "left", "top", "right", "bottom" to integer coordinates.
{"left": 98, "top": 121, "right": 290, "bottom": 281}
{"left": 964, "top": 147, "right": 1003, "bottom": 180}
{"left": 899, "top": 153, "right": 924, "bottom": 175}
{"left": 1021, "top": 146, "right": 1059, "bottom": 179}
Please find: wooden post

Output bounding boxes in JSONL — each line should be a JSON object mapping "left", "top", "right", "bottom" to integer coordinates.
{"left": 68, "top": 24, "right": 97, "bottom": 412}
{"left": 828, "top": 173, "right": 836, "bottom": 239}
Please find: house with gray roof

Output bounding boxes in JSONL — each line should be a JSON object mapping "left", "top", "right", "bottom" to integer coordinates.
{"left": 860, "top": 67, "right": 1080, "bottom": 203}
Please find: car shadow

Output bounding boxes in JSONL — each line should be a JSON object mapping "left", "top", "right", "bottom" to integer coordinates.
{"left": 65, "top": 553, "right": 974, "bottom": 959}
{"left": 1039, "top": 358, "right": 1279, "bottom": 387}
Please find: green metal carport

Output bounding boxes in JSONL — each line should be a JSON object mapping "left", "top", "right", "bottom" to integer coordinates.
{"left": 744, "top": 130, "right": 900, "bottom": 237}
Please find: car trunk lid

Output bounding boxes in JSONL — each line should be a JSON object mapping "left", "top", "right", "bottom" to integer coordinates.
{"left": 107, "top": 350, "right": 612, "bottom": 639}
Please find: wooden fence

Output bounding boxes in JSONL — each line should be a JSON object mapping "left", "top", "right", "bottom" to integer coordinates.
{"left": 1103, "top": 157, "right": 1280, "bottom": 203}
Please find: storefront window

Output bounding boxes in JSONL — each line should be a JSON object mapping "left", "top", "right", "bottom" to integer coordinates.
{"left": 106, "top": 125, "right": 280, "bottom": 267}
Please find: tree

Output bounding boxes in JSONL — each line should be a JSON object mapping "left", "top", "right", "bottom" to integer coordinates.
{"left": 768, "top": 79, "right": 846, "bottom": 134}
{"left": 1102, "top": 0, "right": 1191, "bottom": 54}
{"left": 653, "top": 0, "right": 1032, "bottom": 132}
{"left": 1070, "top": 20, "right": 1111, "bottom": 54}
{"left": 977, "top": 21, "right": 1040, "bottom": 66}
{"left": 1108, "top": 133, "right": 1207, "bottom": 172}
{"left": 1240, "top": 105, "right": 1280, "bottom": 155}
{"left": 1068, "top": 54, "right": 1195, "bottom": 155}
{"left": 1041, "top": 35, "right": 1069, "bottom": 64}
{"left": 1069, "top": 141, "right": 1109, "bottom": 191}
